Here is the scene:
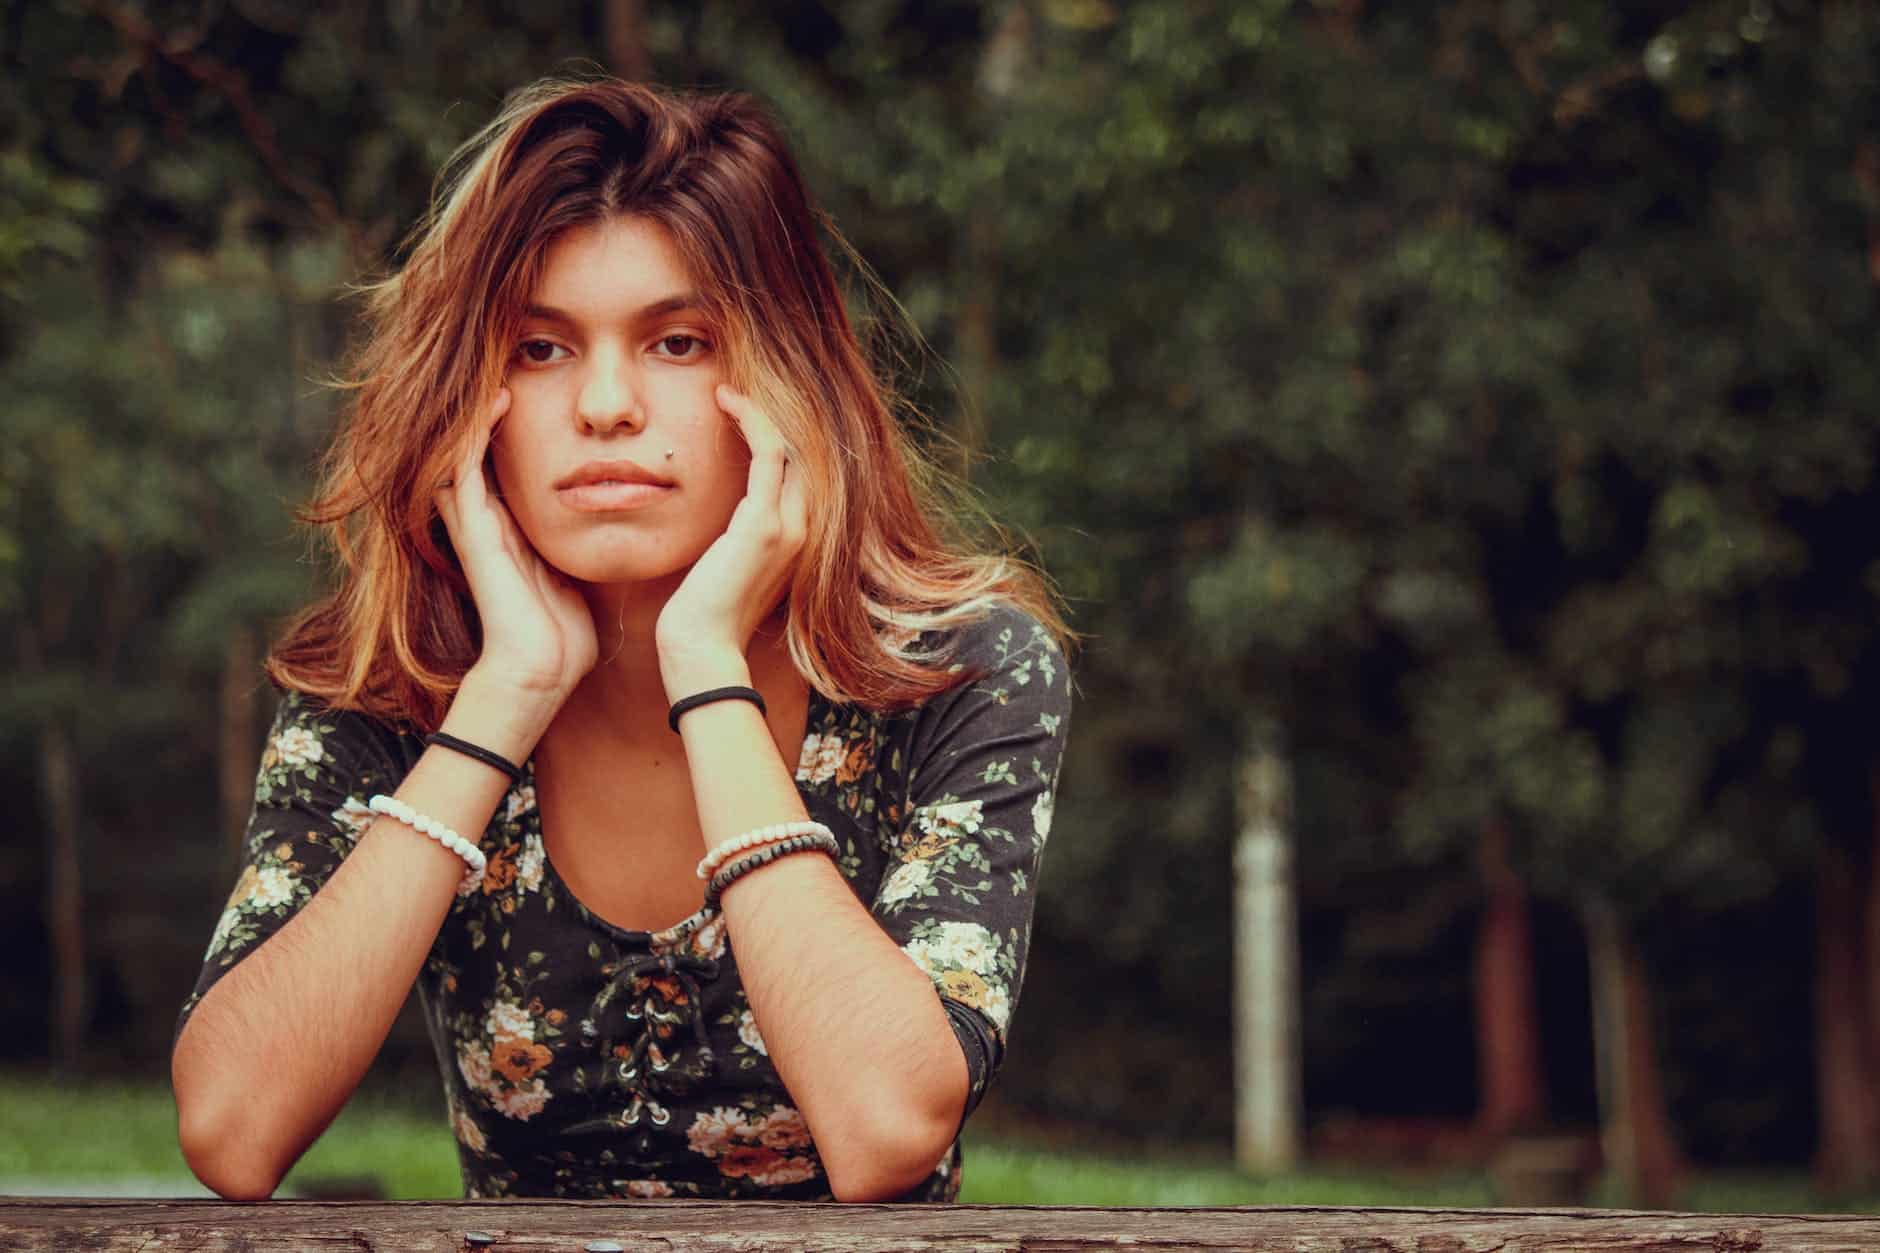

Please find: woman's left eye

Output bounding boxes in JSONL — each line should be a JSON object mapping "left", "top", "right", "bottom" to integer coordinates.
{"left": 654, "top": 334, "right": 707, "bottom": 360}
{"left": 518, "top": 339, "right": 568, "bottom": 365}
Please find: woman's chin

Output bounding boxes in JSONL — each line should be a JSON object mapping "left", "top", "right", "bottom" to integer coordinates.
{"left": 548, "top": 548, "right": 697, "bottom": 592}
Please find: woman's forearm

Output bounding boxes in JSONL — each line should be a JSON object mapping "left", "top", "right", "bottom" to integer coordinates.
{"left": 670, "top": 663, "right": 969, "bottom": 1201}
{"left": 715, "top": 850, "right": 970, "bottom": 1200}
{"left": 172, "top": 672, "right": 554, "bottom": 1199}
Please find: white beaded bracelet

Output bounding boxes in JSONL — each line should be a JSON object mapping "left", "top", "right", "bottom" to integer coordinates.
{"left": 696, "top": 820, "right": 836, "bottom": 881}
{"left": 368, "top": 794, "right": 487, "bottom": 895}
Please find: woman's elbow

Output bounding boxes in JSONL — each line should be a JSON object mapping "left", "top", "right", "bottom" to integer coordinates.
{"left": 177, "top": 1102, "right": 285, "bottom": 1200}
{"left": 174, "top": 1054, "right": 285, "bottom": 1200}
{"left": 824, "top": 1106, "right": 958, "bottom": 1203}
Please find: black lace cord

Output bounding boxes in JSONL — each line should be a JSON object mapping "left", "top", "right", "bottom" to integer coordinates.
{"left": 569, "top": 950, "right": 722, "bottom": 1138}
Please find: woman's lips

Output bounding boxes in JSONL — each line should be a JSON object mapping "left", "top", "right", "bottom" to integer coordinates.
{"left": 557, "top": 481, "right": 673, "bottom": 511}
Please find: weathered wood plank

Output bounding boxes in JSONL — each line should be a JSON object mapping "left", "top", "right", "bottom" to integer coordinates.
{"left": 0, "top": 1198, "right": 1875, "bottom": 1253}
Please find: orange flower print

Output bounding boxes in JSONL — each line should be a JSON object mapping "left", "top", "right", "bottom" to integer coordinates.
{"left": 835, "top": 737, "right": 873, "bottom": 785}
{"left": 719, "top": 1144, "right": 788, "bottom": 1180}
{"left": 939, "top": 969, "right": 990, "bottom": 1006}
{"left": 483, "top": 845, "right": 519, "bottom": 894}
{"left": 644, "top": 974, "right": 688, "bottom": 1005}
{"left": 912, "top": 833, "right": 956, "bottom": 860}
{"left": 492, "top": 1035, "right": 553, "bottom": 1084}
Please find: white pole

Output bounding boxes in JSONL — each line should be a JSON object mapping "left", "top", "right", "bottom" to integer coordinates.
{"left": 1234, "top": 745, "right": 1301, "bottom": 1173}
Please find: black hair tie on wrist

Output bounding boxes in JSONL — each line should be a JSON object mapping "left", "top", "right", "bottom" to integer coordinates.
{"left": 668, "top": 685, "right": 767, "bottom": 733}
{"left": 424, "top": 731, "right": 525, "bottom": 786}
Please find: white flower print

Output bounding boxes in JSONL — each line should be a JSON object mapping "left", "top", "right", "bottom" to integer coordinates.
{"left": 794, "top": 733, "right": 823, "bottom": 781}
{"left": 903, "top": 922, "right": 1002, "bottom": 989}
{"left": 687, "top": 1106, "right": 754, "bottom": 1157}
{"left": 1032, "top": 791, "right": 1054, "bottom": 841}
{"left": 504, "top": 784, "right": 537, "bottom": 823}
{"left": 914, "top": 799, "right": 983, "bottom": 839}
{"left": 622, "top": 1179, "right": 674, "bottom": 1198}
{"left": 978, "top": 983, "right": 1013, "bottom": 1034}
{"left": 272, "top": 725, "right": 324, "bottom": 768}
{"left": 794, "top": 732, "right": 843, "bottom": 785}
{"left": 457, "top": 1040, "right": 495, "bottom": 1094}
{"left": 738, "top": 1008, "right": 769, "bottom": 1057}
{"left": 486, "top": 1000, "right": 534, "bottom": 1042}
{"left": 491, "top": 1078, "right": 549, "bottom": 1121}
{"left": 207, "top": 906, "right": 238, "bottom": 956}
{"left": 755, "top": 1105, "right": 811, "bottom": 1151}
{"left": 331, "top": 796, "right": 374, "bottom": 841}
{"left": 452, "top": 1105, "right": 488, "bottom": 1153}
{"left": 516, "top": 833, "right": 545, "bottom": 893}
{"left": 749, "top": 1156, "right": 819, "bottom": 1187}
{"left": 933, "top": 921, "right": 1000, "bottom": 975}
{"left": 249, "top": 865, "right": 294, "bottom": 910}
{"left": 876, "top": 860, "right": 932, "bottom": 908}
{"left": 690, "top": 915, "right": 728, "bottom": 960}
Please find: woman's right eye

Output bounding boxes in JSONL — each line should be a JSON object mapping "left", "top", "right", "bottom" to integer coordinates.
{"left": 517, "top": 339, "right": 568, "bottom": 365}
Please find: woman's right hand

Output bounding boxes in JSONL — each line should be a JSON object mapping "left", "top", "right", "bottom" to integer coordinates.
{"left": 435, "top": 388, "right": 599, "bottom": 717}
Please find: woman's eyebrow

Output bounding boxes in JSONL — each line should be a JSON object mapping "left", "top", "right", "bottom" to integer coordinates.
{"left": 522, "top": 294, "right": 704, "bottom": 324}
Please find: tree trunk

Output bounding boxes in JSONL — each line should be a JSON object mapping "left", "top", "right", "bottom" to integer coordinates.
{"left": 1863, "top": 760, "right": 1880, "bottom": 1164}
{"left": 219, "top": 623, "right": 260, "bottom": 855}
{"left": 603, "top": 0, "right": 652, "bottom": 82}
{"left": 1819, "top": 843, "right": 1879, "bottom": 1194}
{"left": 1233, "top": 738, "right": 1301, "bottom": 1173}
{"left": 950, "top": 3, "right": 1030, "bottom": 477}
{"left": 1584, "top": 895, "right": 1683, "bottom": 1208}
{"left": 38, "top": 720, "right": 84, "bottom": 1071}
{"left": 1473, "top": 816, "right": 1548, "bottom": 1144}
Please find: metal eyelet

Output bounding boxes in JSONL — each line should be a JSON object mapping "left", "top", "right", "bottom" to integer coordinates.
{"left": 649, "top": 1104, "right": 671, "bottom": 1127}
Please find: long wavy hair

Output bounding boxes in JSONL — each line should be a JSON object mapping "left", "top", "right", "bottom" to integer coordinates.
{"left": 268, "top": 76, "right": 1066, "bottom": 730}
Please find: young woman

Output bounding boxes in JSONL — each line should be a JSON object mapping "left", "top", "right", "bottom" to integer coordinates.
{"left": 169, "top": 77, "right": 1069, "bottom": 1204}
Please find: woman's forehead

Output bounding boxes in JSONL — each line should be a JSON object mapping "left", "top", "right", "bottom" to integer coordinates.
{"left": 529, "top": 217, "right": 701, "bottom": 319}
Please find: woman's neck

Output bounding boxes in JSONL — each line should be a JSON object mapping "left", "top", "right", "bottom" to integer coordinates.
{"left": 542, "top": 578, "right": 801, "bottom": 753}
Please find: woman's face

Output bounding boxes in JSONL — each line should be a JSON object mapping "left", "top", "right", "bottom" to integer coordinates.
{"left": 491, "top": 215, "right": 748, "bottom": 588}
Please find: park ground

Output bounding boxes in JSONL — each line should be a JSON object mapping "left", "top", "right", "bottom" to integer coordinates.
{"left": 2, "top": 1071, "right": 1877, "bottom": 1212}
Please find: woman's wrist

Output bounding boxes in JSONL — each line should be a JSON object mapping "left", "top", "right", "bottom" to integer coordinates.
{"left": 658, "top": 642, "right": 752, "bottom": 705}
{"left": 444, "top": 666, "right": 568, "bottom": 766}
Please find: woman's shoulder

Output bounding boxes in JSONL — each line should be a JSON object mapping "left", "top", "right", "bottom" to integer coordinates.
{"left": 262, "top": 685, "right": 425, "bottom": 777}
{"left": 864, "top": 600, "right": 1069, "bottom": 745}
{"left": 915, "top": 599, "right": 1068, "bottom": 689}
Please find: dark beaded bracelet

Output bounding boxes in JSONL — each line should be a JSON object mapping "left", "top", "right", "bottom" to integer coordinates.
{"left": 424, "top": 731, "right": 525, "bottom": 786}
{"left": 668, "top": 685, "right": 767, "bottom": 733}
{"left": 704, "top": 831, "right": 840, "bottom": 912}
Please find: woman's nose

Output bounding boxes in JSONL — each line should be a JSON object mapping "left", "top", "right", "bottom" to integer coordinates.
{"left": 576, "top": 350, "right": 645, "bottom": 433}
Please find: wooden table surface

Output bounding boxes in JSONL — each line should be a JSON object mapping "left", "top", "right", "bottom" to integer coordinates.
{"left": 3, "top": 1197, "right": 1879, "bottom": 1251}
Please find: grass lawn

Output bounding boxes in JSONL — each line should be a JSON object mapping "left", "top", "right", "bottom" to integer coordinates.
{"left": 2, "top": 1072, "right": 1873, "bottom": 1212}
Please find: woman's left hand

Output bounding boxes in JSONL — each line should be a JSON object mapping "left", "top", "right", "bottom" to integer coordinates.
{"left": 655, "top": 385, "right": 809, "bottom": 689}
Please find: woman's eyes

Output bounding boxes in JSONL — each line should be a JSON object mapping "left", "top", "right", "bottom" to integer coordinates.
{"left": 513, "top": 334, "right": 709, "bottom": 365}
{"left": 517, "top": 339, "right": 568, "bottom": 365}
{"left": 653, "top": 333, "right": 709, "bottom": 361}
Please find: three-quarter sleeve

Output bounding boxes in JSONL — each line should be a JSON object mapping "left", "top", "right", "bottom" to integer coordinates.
{"left": 174, "top": 689, "right": 410, "bottom": 1047}
{"left": 869, "top": 604, "right": 1071, "bottom": 1121}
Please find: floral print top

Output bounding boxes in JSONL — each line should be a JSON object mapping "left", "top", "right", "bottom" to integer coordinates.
{"left": 177, "top": 604, "right": 1068, "bottom": 1201}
